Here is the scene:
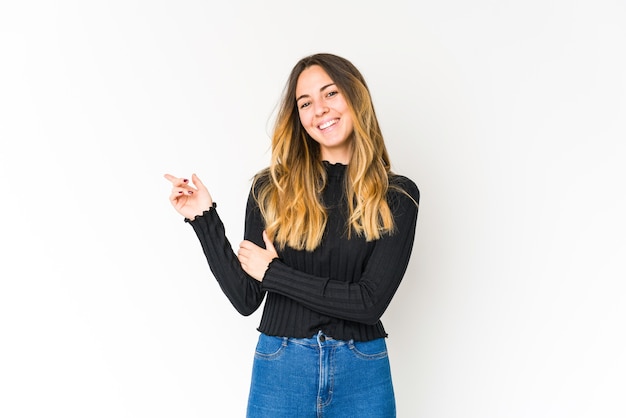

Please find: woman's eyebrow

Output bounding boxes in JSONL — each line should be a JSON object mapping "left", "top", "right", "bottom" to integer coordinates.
{"left": 296, "top": 83, "right": 336, "bottom": 102}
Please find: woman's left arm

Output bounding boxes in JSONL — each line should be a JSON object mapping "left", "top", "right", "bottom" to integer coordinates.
{"left": 251, "top": 179, "right": 420, "bottom": 325}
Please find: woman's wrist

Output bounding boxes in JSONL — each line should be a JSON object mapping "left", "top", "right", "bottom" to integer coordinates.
{"left": 185, "top": 202, "right": 217, "bottom": 222}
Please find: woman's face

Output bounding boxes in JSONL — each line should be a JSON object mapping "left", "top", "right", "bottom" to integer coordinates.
{"left": 295, "top": 65, "right": 354, "bottom": 164}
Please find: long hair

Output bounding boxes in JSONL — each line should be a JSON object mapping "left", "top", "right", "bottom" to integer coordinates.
{"left": 253, "top": 53, "right": 395, "bottom": 251}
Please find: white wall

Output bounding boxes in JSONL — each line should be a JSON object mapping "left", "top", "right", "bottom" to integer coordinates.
{"left": 1, "top": 1, "right": 624, "bottom": 417}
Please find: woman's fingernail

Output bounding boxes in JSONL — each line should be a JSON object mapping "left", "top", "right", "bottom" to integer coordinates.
{"left": 178, "top": 191, "right": 183, "bottom": 194}
{"left": 188, "top": 191, "right": 193, "bottom": 194}
{"left": 183, "top": 179, "right": 189, "bottom": 183}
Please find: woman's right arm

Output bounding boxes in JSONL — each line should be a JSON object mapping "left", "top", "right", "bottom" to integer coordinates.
{"left": 164, "top": 173, "right": 265, "bottom": 316}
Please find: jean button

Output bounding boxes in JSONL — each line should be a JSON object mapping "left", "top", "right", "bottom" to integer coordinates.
{"left": 319, "top": 334, "right": 326, "bottom": 342}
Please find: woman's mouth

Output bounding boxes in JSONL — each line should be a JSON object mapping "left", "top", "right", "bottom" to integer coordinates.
{"left": 318, "top": 119, "right": 339, "bottom": 130}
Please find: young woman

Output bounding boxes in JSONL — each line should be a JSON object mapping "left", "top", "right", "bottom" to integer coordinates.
{"left": 164, "top": 53, "right": 419, "bottom": 417}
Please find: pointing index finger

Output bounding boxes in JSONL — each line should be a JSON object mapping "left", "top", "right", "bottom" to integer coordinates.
{"left": 163, "top": 173, "right": 189, "bottom": 187}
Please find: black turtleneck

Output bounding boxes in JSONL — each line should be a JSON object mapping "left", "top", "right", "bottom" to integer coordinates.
{"left": 186, "top": 162, "right": 419, "bottom": 341}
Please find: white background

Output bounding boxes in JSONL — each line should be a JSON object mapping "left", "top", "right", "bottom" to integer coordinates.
{"left": 1, "top": 1, "right": 625, "bottom": 417}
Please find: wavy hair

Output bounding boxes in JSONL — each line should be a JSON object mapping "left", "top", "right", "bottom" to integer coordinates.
{"left": 253, "top": 53, "right": 396, "bottom": 251}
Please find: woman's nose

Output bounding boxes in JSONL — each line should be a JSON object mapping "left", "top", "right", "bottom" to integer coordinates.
{"left": 314, "top": 102, "right": 329, "bottom": 116}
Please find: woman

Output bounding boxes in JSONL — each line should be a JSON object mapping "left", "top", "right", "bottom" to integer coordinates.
{"left": 164, "top": 53, "right": 419, "bottom": 417}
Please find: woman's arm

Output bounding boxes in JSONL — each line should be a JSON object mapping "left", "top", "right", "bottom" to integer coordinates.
{"left": 258, "top": 179, "right": 420, "bottom": 325}
{"left": 166, "top": 173, "right": 266, "bottom": 316}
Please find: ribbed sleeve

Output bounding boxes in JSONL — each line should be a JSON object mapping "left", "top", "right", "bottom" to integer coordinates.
{"left": 186, "top": 202, "right": 265, "bottom": 316}
{"left": 261, "top": 175, "right": 419, "bottom": 326}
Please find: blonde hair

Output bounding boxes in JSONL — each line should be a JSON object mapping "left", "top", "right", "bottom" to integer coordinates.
{"left": 254, "top": 53, "right": 396, "bottom": 251}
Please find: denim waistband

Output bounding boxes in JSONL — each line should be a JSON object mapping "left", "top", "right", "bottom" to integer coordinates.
{"left": 283, "top": 330, "right": 351, "bottom": 348}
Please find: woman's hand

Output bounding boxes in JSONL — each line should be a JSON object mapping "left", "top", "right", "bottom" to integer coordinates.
{"left": 163, "top": 173, "right": 213, "bottom": 221}
{"left": 238, "top": 231, "right": 279, "bottom": 282}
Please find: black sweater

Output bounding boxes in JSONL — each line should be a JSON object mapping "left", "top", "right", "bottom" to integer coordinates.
{"left": 187, "top": 162, "right": 419, "bottom": 341}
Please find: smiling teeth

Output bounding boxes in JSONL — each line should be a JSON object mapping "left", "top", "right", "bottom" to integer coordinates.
{"left": 319, "top": 119, "right": 337, "bottom": 130}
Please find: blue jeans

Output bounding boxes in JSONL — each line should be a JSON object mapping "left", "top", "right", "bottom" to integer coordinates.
{"left": 247, "top": 331, "right": 396, "bottom": 417}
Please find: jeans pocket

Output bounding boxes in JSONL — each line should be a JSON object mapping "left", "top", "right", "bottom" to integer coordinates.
{"left": 349, "top": 338, "right": 389, "bottom": 360}
{"left": 254, "top": 334, "right": 287, "bottom": 360}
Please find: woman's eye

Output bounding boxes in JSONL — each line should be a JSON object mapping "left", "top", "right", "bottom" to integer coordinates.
{"left": 327, "top": 91, "right": 338, "bottom": 98}
{"left": 299, "top": 102, "right": 310, "bottom": 109}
